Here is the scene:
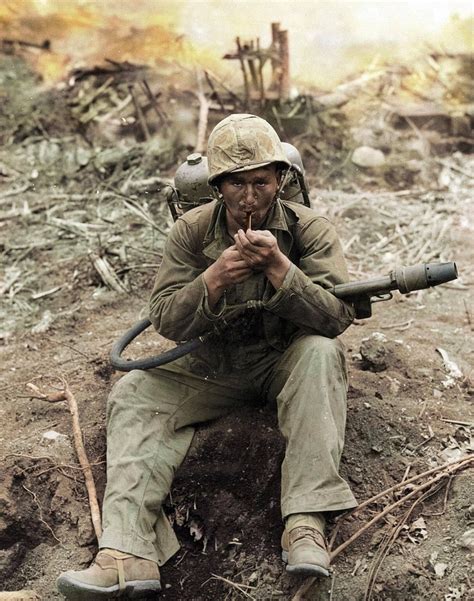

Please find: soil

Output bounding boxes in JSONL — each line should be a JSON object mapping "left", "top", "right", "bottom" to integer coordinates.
{"left": 1, "top": 56, "right": 473, "bottom": 601}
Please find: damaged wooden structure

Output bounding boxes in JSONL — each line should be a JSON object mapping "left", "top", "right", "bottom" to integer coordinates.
{"left": 223, "top": 21, "right": 290, "bottom": 106}
{"left": 220, "top": 22, "right": 317, "bottom": 136}
{"left": 68, "top": 59, "right": 169, "bottom": 141}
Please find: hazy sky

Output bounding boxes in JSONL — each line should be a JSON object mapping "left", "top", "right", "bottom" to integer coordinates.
{"left": 10, "top": 1, "right": 474, "bottom": 87}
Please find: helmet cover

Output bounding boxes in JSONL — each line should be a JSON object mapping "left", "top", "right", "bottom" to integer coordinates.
{"left": 207, "top": 114, "right": 290, "bottom": 184}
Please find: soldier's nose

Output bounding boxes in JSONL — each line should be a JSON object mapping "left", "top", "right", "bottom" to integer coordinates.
{"left": 244, "top": 185, "right": 257, "bottom": 201}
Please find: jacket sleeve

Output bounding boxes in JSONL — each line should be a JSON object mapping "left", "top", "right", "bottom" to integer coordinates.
{"left": 148, "top": 219, "right": 224, "bottom": 341}
{"left": 264, "top": 216, "right": 354, "bottom": 338}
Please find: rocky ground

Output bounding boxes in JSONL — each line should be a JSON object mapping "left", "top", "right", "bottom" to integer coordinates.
{"left": 0, "top": 53, "right": 473, "bottom": 601}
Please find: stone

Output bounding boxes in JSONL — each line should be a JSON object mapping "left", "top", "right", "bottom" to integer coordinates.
{"left": 351, "top": 146, "right": 386, "bottom": 168}
{"left": 459, "top": 528, "right": 474, "bottom": 551}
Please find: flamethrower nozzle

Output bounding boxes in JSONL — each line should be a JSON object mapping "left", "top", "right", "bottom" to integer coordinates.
{"left": 394, "top": 262, "right": 458, "bottom": 294}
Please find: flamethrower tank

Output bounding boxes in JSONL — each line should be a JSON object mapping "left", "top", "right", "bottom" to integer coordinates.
{"left": 166, "top": 153, "right": 214, "bottom": 220}
{"left": 280, "top": 142, "right": 308, "bottom": 205}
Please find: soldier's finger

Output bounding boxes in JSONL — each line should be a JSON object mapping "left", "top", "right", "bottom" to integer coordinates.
{"left": 246, "top": 230, "right": 275, "bottom": 247}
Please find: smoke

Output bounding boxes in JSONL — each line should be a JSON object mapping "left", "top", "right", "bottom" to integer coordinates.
{"left": 2, "top": 0, "right": 472, "bottom": 87}
{"left": 169, "top": 1, "right": 473, "bottom": 88}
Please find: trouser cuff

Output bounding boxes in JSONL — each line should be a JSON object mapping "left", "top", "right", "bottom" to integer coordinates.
{"left": 99, "top": 527, "right": 180, "bottom": 567}
{"left": 282, "top": 489, "right": 358, "bottom": 520}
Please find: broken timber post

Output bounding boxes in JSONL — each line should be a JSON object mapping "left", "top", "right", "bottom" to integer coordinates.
{"left": 257, "top": 37, "right": 266, "bottom": 107}
{"left": 278, "top": 29, "right": 290, "bottom": 100}
{"left": 236, "top": 37, "right": 250, "bottom": 108}
{"left": 270, "top": 22, "right": 281, "bottom": 91}
{"left": 247, "top": 40, "right": 260, "bottom": 92}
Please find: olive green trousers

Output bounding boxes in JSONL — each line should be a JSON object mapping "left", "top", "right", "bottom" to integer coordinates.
{"left": 99, "top": 335, "right": 357, "bottom": 566}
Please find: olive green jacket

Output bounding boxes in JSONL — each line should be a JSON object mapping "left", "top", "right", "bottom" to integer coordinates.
{"left": 149, "top": 199, "right": 354, "bottom": 366}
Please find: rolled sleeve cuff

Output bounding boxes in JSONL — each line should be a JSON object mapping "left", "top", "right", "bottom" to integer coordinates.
{"left": 200, "top": 278, "right": 227, "bottom": 321}
{"left": 264, "top": 263, "right": 297, "bottom": 310}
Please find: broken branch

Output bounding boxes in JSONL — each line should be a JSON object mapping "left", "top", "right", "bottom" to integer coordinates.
{"left": 330, "top": 456, "right": 472, "bottom": 560}
{"left": 26, "top": 377, "right": 102, "bottom": 540}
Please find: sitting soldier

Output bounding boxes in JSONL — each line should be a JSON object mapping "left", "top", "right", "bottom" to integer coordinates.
{"left": 57, "top": 113, "right": 357, "bottom": 599}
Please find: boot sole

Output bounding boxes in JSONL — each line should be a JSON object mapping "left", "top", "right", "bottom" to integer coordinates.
{"left": 281, "top": 550, "right": 330, "bottom": 578}
{"left": 57, "top": 574, "right": 162, "bottom": 600}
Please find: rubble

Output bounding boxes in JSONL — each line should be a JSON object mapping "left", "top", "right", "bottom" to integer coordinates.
{"left": 351, "top": 146, "right": 386, "bottom": 168}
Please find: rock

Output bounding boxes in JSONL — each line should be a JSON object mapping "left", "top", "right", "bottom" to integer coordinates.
{"left": 42, "top": 430, "right": 67, "bottom": 442}
{"left": 93, "top": 147, "right": 130, "bottom": 172}
{"left": 76, "top": 513, "right": 95, "bottom": 547}
{"left": 360, "top": 333, "right": 389, "bottom": 372}
{"left": 439, "top": 447, "right": 463, "bottom": 463}
{"left": 459, "top": 528, "right": 474, "bottom": 551}
{"left": 359, "top": 333, "right": 409, "bottom": 373}
{"left": 351, "top": 146, "right": 386, "bottom": 168}
{"left": 75, "top": 145, "right": 92, "bottom": 167}
{"left": 37, "top": 139, "right": 61, "bottom": 166}
{"left": 433, "top": 562, "right": 448, "bottom": 578}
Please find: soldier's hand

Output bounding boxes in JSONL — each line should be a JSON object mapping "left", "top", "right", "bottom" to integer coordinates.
{"left": 234, "top": 229, "right": 284, "bottom": 270}
{"left": 234, "top": 229, "right": 291, "bottom": 289}
{"left": 203, "top": 244, "right": 253, "bottom": 302}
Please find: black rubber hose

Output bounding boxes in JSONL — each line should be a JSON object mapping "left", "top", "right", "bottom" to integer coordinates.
{"left": 109, "top": 318, "right": 206, "bottom": 372}
{"left": 111, "top": 261, "right": 458, "bottom": 372}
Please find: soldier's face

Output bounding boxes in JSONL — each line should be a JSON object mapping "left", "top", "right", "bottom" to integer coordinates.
{"left": 219, "top": 165, "right": 280, "bottom": 231}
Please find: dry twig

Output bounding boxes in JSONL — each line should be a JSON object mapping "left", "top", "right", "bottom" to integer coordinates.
{"left": 0, "top": 182, "right": 31, "bottom": 201}
{"left": 22, "top": 483, "right": 61, "bottom": 544}
{"left": 209, "top": 573, "right": 256, "bottom": 600}
{"left": 441, "top": 418, "right": 473, "bottom": 427}
{"left": 291, "top": 575, "right": 319, "bottom": 601}
{"left": 330, "top": 456, "right": 472, "bottom": 560}
{"left": 89, "top": 251, "right": 130, "bottom": 294}
{"left": 26, "top": 377, "right": 102, "bottom": 540}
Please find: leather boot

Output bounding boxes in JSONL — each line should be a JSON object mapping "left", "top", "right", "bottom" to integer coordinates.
{"left": 57, "top": 548, "right": 162, "bottom": 600}
{"left": 281, "top": 514, "right": 330, "bottom": 577}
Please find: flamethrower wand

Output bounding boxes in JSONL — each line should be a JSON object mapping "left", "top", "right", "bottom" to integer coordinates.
{"left": 110, "top": 261, "right": 457, "bottom": 372}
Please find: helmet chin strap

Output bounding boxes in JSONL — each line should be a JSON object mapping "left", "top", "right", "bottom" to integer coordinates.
{"left": 276, "top": 167, "right": 291, "bottom": 198}
{"left": 211, "top": 185, "right": 223, "bottom": 202}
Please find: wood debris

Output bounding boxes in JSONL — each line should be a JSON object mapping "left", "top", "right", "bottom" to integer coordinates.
{"left": 26, "top": 378, "right": 102, "bottom": 540}
{"left": 89, "top": 252, "right": 130, "bottom": 294}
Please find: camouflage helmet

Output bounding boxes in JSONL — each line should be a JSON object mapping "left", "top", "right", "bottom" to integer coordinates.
{"left": 207, "top": 114, "right": 291, "bottom": 185}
